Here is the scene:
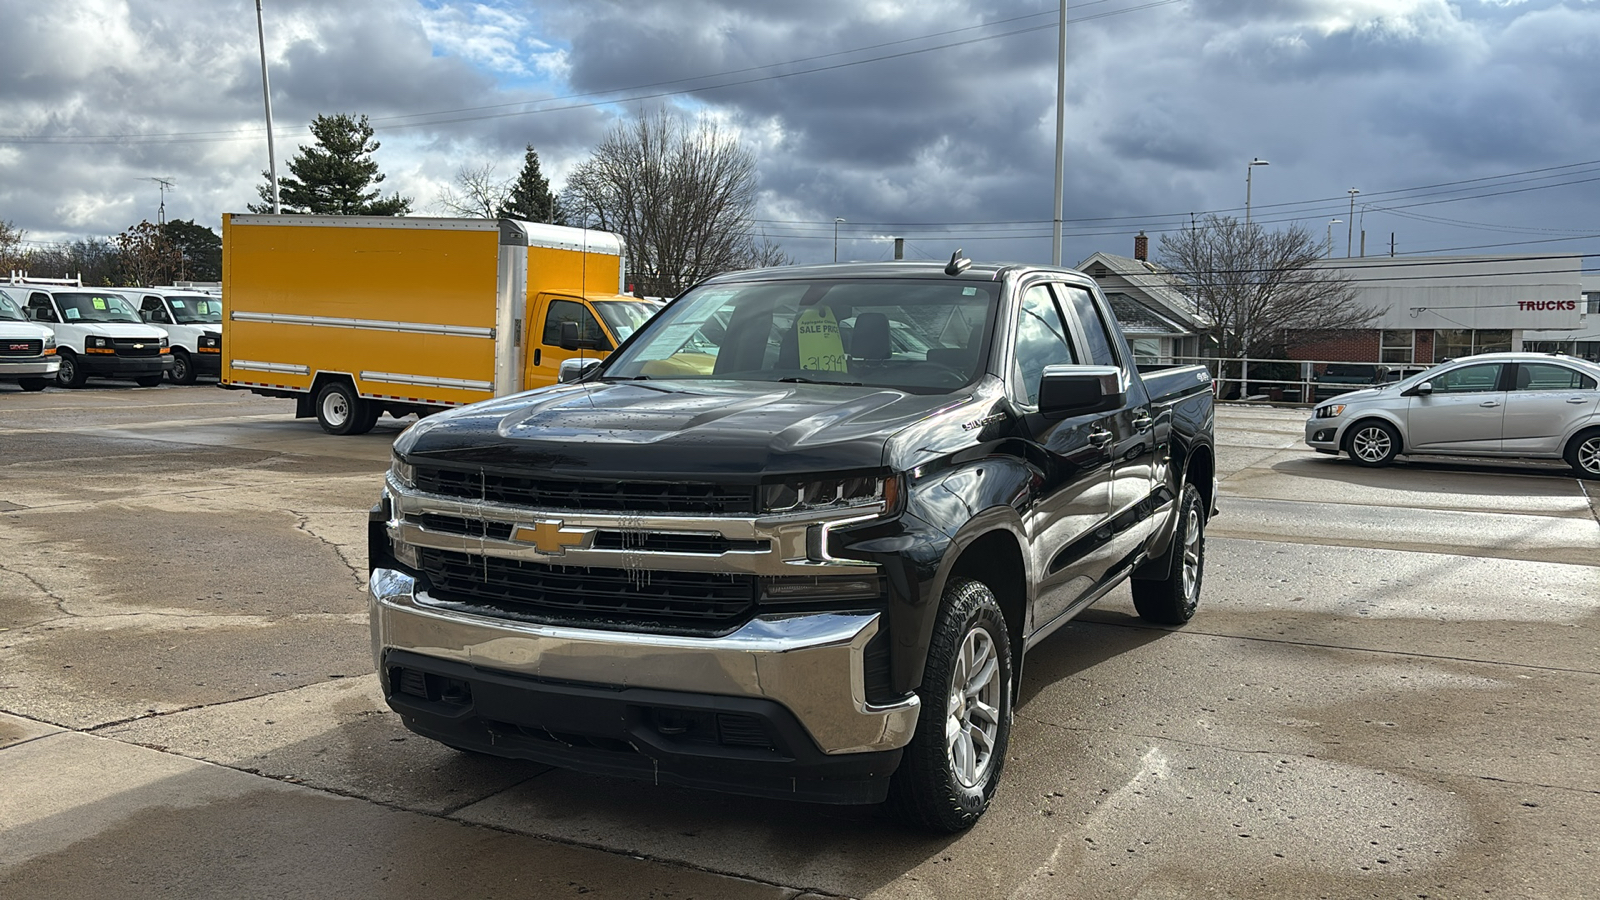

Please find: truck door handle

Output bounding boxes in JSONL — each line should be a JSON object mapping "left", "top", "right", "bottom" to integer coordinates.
{"left": 533, "top": 348, "right": 541, "bottom": 366}
{"left": 1088, "top": 428, "right": 1113, "bottom": 447}
{"left": 1132, "top": 414, "right": 1153, "bottom": 432}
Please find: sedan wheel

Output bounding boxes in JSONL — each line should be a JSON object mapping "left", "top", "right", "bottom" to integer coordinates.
{"left": 1566, "top": 429, "right": 1600, "bottom": 480}
{"left": 1348, "top": 421, "right": 1400, "bottom": 467}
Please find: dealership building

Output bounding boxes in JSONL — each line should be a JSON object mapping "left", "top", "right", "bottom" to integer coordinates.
{"left": 1083, "top": 237, "right": 1597, "bottom": 365}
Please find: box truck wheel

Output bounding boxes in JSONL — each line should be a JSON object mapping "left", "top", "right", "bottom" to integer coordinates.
{"left": 315, "top": 382, "right": 377, "bottom": 435}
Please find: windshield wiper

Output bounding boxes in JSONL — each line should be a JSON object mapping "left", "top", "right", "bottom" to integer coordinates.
{"left": 778, "top": 376, "right": 863, "bottom": 386}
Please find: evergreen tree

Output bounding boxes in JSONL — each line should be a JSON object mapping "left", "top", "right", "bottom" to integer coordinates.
{"left": 161, "top": 219, "right": 222, "bottom": 281}
{"left": 497, "top": 145, "right": 564, "bottom": 224}
{"left": 250, "top": 113, "right": 412, "bottom": 216}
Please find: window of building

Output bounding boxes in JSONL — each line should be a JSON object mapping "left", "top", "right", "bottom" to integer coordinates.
{"left": 1433, "top": 329, "right": 1511, "bottom": 361}
{"left": 1585, "top": 291, "right": 1599, "bottom": 315}
{"left": 1380, "top": 329, "right": 1414, "bottom": 363}
{"left": 1129, "top": 337, "right": 1163, "bottom": 363}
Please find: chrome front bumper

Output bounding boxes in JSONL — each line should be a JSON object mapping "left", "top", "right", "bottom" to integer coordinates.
{"left": 0, "top": 357, "right": 60, "bottom": 377}
{"left": 368, "top": 567, "right": 920, "bottom": 755}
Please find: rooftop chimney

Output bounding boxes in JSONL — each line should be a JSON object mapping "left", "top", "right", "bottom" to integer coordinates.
{"left": 1134, "top": 231, "right": 1148, "bottom": 262}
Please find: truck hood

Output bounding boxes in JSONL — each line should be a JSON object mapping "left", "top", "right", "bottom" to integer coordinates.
{"left": 396, "top": 379, "right": 984, "bottom": 480}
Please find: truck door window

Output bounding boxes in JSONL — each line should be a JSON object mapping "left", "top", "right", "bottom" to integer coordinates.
{"left": 543, "top": 299, "right": 608, "bottom": 349}
{"left": 142, "top": 297, "right": 171, "bottom": 324}
{"left": 27, "top": 294, "right": 57, "bottom": 322}
{"left": 1055, "top": 285, "right": 1119, "bottom": 368}
{"left": 1014, "top": 284, "right": 1079, "bottom": 406}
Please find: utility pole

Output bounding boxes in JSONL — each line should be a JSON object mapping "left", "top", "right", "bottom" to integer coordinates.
{"left": 1346, "top": 188, "right": 1359, "bottom": 257}
{"left": 1245, "top": 158, "right": 1269, "bottom": 225}
{"left": 1051, "top": 0, "right": 1068, "bottom": 265}
{"left": 256, "top": 0, "right": 281, "bottom": 214}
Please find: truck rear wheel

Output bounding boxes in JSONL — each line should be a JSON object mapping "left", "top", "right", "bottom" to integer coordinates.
{"left": 886, "top": 577, "right": 1013, "bottom": 833}
{"left": 1131, "top": 483, "right": 1205, "bottom": 625}
{"left": 315, "top": 382, "right": 377, "bottom": 435}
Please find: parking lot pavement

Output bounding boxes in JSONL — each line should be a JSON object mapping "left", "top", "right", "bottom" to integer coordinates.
{"left": 3, "top": 387, "right": 1599, "bottom": 899}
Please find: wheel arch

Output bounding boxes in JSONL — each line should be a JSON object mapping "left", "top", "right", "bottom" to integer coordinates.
{"left": 1340, "top": 413, "right": 1406, "bottom": 454}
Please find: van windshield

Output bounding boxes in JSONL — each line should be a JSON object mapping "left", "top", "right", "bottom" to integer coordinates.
{"left": 592, "top": 300, "right": 660, "bottom": 343}
{"left": 0, "top": 290, "right": 24, "bottom": 322}
{"left": 600, "top": 277, "right": 995, "bottom": 394}
{"left": 166, "top": 295, "right": 223, "bottom": 324}
{"left": 54, "top": 292, "right": 142, "bottom": 324}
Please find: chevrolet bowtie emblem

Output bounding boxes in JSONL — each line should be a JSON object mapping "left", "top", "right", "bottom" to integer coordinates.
{"left": 512, "top": 520, "right": 594, "bottom": 555}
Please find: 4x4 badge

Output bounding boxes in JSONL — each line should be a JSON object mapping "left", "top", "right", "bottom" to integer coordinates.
{"left": 511, "top": 520, "right": 594, "bottom": 555}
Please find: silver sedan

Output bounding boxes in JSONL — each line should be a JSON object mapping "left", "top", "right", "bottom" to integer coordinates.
{"left": 1305, "top": 352, "right": 1600, "bottom": 478}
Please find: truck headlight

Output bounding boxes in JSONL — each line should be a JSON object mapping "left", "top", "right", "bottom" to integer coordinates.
{"left": 199, "top": 333, "right": 220, "bottom": 350}
{"left": 43, "top": 335, "right": 55, "bottom": 351}
{"left": 390, "top": 454, "right": 416, "bottom": 489}
{"left": 87, "top": 335, "right": 110, "bottom": 349}
{"left": 762, "top": 473, "right": 898, "bottom": 514}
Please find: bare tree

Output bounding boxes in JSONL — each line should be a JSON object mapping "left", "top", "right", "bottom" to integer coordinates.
{"left": 1158, "top": 215, "right": 1375, "bottom": 360}
{"left": 114, "top": 220, "right": 181, "bottom": 287}
{"left": 436, "top": 163, "right": 511, "bottom": 219}
{"left": 561, "top": 110, "right": 787, "bottom": 295}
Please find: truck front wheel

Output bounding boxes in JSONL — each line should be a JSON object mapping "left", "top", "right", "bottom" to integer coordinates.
{"left": 887, "top": 577, "right": 1013, "bottom": 833}
{"left": 55, "top": 350, "right": 88, "bottom": 388}
{"left": 315, "top": 382, "right": 377, "bottom": 435}
{"left": 169, "top": 348, "right": 196, "bottom": 384}
{"left": 1131, "top": 483, "right": 1205, "bottom": 625}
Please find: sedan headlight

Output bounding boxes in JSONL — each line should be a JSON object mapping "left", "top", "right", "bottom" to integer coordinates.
{"left": 1315, "top": 404, "right": 1346, "bottom": 419}
{"left": 390, "top": 454, "right": 416, "bottom": 489}
{"left": 763, "top": 473, "right": 898, "bottom": 514}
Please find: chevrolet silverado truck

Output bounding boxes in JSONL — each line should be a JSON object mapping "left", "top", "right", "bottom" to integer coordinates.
{"left": 369, "top": 256, "right": 1217, "bottom": 832}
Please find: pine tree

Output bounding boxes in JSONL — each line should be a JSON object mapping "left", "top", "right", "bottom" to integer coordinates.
{"left": 251, "top": 113, "right": 412, "bottom": 216}
{"left": 496, "top": 145, "right": 564, "bottom": 224}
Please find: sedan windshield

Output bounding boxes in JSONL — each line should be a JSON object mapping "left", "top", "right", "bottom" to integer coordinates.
{"left": 54, "top": 292, "right": 142, "bottom": 324}
{"left": 592, "top": 300, "right": 660, "bottom": 343}
{"left": 166, "top": 294, "right": 223, "bottom": 324}
{"left": 0, "top": 290, "right": 24, "bottom": 322}
{"left": 600, "top": 277, "right": 995, "bottom": 394}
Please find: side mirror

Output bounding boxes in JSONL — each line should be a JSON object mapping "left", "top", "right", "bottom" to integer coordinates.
{"left": 558, "top": 358, "right": 601, "bottom": 384}
{"left": 559, "top": 320, "right": 605, "bottom": 351}
{"left": 1404, "top": 381, "right": 1433, "bottom": 397}
{"left": 1038, "top": 365, "right": 1124, "bottom": 419}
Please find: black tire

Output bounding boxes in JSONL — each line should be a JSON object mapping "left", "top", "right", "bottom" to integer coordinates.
{"left": 886, "top": 577, "right": 1013, "bottom": 833}
{"left": 134, "top": 374, "right": 163, "bottom": 387}
{"left": 169, "top": 348, "right": 196, "bottom": 384}
{"left": 1346, "top": 419, "right": 1401, "bottom": 467}
{"left": 314, "top": 381, "right": 375, "bottom": 435}
{"left": 1131, "top": 483, "right": 1206, "bottom": 625}
{"left": 1565, "top": 428, "right": 1600, "bottom": 480}
{"left": 55, "top": 350, "right": 88, "bottom": 388}
{"left": 17, "top": 377, "right": 48, "bottom": 392}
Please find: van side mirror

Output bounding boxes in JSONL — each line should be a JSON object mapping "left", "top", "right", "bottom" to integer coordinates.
{"left": 558, "top": 358, "right": 600, "bottom": 383}
{"left": 1038, "top": 365, "right": 1124, "bottom": 418}
{"left": 559, "top": 320, "right": 603, "bottom": 351}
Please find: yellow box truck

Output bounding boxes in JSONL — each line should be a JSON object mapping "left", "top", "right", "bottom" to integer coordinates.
{"left": 220, "top": 214, "right": 660, "bottom": 434}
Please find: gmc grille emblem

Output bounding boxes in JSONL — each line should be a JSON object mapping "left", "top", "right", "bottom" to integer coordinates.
{"left": 8, "top": 343, "right": 27, "bottom": 351}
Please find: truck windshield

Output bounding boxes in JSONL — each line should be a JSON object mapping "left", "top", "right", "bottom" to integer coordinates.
{"left": 601, "top": 277, "right": 995, "bottom": 394}
{"left": 592, "top": 300, "right": 660, "bottom": 343}
{"left": 166, "top": 295, "right": 223, "bottom": 324}
{"left": 53, "top": 292, "right": 142, "bottom": 324}
{"left": 0, "top": 290, "right": 24, "bottom": 321}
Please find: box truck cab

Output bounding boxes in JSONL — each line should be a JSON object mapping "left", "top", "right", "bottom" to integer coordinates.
{"left": 222, "top": 215, "right": 660, "bottom": 434}
{"left": 15, "top": 280, "right": 172, "bottom": 388}
{"left": 0, "top": 286, "right": 59, "bottom": 391}
{"left": 131, "top": 288, "right": 223, "bottom": 384}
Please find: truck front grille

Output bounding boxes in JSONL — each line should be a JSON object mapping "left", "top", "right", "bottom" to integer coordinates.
{"left": 112, "top": 339, "right": 161, "bottom": 358}
{"left": 411, "top": 465, "right": 756, "bottom": 515}
{"left": 417, "top": 547, "right": 756, "bottom": 631}
{"left": 0, "top": 339, "right": 43, "bottom": 357}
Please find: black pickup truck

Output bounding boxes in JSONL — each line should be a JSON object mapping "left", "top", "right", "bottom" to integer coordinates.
{"left": 369, "top": 257, "right": 1216, "bottom": 832}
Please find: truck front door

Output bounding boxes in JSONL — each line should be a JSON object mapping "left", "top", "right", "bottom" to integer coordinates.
{"left": 1010, "top": 282, "right": 1116, "bottom": 631}
{"left": 523, "top": 294, "right": 613, "bottom": 388}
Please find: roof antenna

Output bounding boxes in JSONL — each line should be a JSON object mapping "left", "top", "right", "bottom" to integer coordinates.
{"left": 944, "top": 249, "right": 971, "bottom": 276}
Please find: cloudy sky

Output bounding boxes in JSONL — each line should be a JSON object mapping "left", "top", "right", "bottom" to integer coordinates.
{"left": 2, "top": 0, "right": 1598, "bottom": 271}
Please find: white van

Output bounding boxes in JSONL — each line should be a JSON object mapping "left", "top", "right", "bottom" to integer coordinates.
{"left": 16, "top": 281, "right": 173, "bottom": 387}
{"left": 0, "top": 286, "right": 60, "bottom": 391}
{"left": 129, "top": 287, "right": 223, "bottom": 384}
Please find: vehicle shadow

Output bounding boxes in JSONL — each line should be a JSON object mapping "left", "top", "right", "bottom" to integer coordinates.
{"left": 1016, "top": 606, "right": 1174, "bottom": 708}
{"left": 1270, "top": 452, "right": 1579, "bottom": 490}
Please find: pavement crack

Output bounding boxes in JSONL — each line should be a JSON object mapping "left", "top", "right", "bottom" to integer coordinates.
{"left": 0, "top": 561, "right": 76, "bottom": 617}
{"left": 288, "top": 508, "right": 366, "bottom": 589}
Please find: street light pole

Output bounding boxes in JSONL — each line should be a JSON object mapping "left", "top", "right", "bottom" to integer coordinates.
{"left": 834, "top": 217, "right": 846, "bottom": 263}
{"left": 1346, "top": 188, "right": 1360, "bottom": 257}
{"left": 1326, "top": 219, "right": 1342, "bottom": 258}
{"left": 1245, "top": 158, "right": 1269, "bottom": 226}
{"left": 255, "top": 0, "right": 280, "bottom": 214}
{"left": 1051, "top": 0, "right": 1068, "bottom": 265}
